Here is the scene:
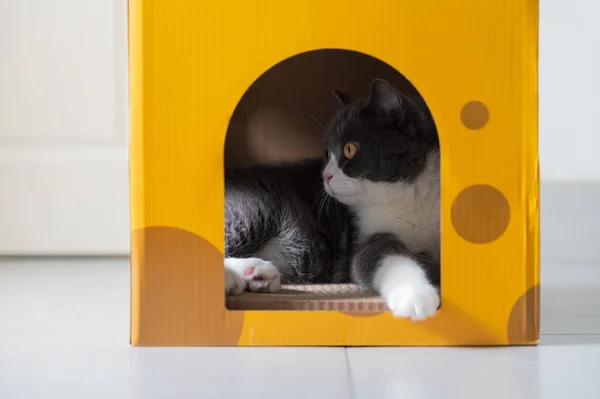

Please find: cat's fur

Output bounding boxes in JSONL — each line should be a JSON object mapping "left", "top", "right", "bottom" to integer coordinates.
{"left": 224, "top": 79, "right": 440, "bottom": 321}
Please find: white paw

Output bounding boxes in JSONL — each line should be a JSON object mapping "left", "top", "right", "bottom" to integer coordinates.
{"left": 225, "top": 268, "right": 246, "bottom": 296}
{"left": 385, "top": 281, "right": 440, "bottom": 321}
{"left": 224, "top": 257, "right": 282, "bottom": 293}
{"left": 244, "top": 260, "right": 282, "bottom": 293}
{"left": 373, "top": 255, "right": 440, "bottom": 321}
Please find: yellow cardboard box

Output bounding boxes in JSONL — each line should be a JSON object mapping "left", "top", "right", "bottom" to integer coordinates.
{"left": 129, "top": 0, "right": 539, "bottom": 346}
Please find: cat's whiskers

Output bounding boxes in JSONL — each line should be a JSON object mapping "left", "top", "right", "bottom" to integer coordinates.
{"left": 304, "top": 114, "right": 326, "bottom": 135}
{"left": 319, "top": 193, "right": 330, "bottom": 218}
{"left": 393, "top": 215, "right": 419, "bottom": 231}
{"left": 318, "top": 191, "right": 328, "bottom": 219}
{"left": 324, "top": 193, "right": 335, "bottom": 221}
{"left": 311, "top": 183, "right": 328, "bottom": 221}
{"left": 311, "top": 182, "right": 325, "bottom": 203}
{"left": 316, "top": 107, "right": 331, "bottom": 129}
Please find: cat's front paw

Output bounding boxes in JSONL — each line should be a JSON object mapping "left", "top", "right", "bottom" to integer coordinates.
{"left": 385, "top": 281, "right": 440, "bottom": 321}
{"left": 224, "top": 257, "right": 282, "bottom": 293}
{"left": 243, "top": 260, "right": 282, "bottom": 293}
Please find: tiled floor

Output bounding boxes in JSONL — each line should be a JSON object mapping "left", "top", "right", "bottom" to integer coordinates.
{"left": 0, "top": 258, "right": 599, "bottom": 399}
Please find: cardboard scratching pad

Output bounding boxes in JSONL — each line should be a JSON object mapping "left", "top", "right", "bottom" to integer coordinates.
{"left": 226, "top": 284, "right": 387, "bottom": 312}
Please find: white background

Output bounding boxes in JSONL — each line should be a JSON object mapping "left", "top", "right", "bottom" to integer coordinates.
{"left": 0, "top": 0, "right": 598, "bottom": 256}
{"left": 0, "top": 0, "right": 130, "bottom": 254}
{"left": 539, "top": 0, "right": 600, "bottom": 181}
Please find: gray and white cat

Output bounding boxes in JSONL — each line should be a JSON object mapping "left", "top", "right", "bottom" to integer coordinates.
{"left": 224, "top": 79, "right": 440, "bottom": 321}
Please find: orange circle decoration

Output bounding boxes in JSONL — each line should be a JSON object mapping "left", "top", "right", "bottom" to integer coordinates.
{"left": 451, "top": 184, "right": 511, "bottom": 244}
{"left": 507, "top": 284, "right": 540, "bottom": 344}
{"left": 131, "top": 226, "right": 245, "bottom": 345}
{"left": 461, "top": 101, "right": 489, "bottom": 130}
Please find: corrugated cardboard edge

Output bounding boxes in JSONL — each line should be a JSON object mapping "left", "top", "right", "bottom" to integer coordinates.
{"left": 128, "top": 0, "right": 142, "bottom": 346}
{"left": 512, "top": 3, "right": 540, "bottom": 344}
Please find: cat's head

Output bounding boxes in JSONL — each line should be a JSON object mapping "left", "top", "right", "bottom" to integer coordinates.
{"left": 322, "top": 79, "right": 439, "bottom": 207}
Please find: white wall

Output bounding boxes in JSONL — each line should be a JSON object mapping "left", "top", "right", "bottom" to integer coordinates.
{"left": 540, "top": 0, "right": 600, "bottom": 182}
{"left": 0, "top": 0, "right": 130, "bottom": 255}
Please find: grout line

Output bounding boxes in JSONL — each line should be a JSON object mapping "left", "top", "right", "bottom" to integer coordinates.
{"left": 540, "top": 333, "right": 600, "bottom": 336}
{"left": 344, "top": 348, "right": 357, "bottom": 399}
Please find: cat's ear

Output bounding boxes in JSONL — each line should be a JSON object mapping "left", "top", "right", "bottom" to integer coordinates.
{"left": 332, "top": 90, "right": 351, "bottom": 107}
{"left": 368, "top": 79, "right": 403, "bottom": 114}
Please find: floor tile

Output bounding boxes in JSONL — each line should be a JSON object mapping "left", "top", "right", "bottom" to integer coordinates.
{"left": 0, "top": 344, "right": 131, "bottom": 399}
{"left": 130, "top": 347, "right": 349, "bottom": 399}
{"left": 0, "top": 259, "right": 350, "bottom": 399}
{"left": 347, "top": 343, "right": 600, "bottom": 399}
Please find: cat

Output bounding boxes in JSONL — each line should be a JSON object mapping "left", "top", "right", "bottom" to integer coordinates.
{"left": 224, "top": 79, "right": 441, "bottom": 321}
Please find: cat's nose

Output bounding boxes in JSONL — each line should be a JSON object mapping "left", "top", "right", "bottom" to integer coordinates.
{"left": 323, "top": 172, "right": 333, "bottom": 183}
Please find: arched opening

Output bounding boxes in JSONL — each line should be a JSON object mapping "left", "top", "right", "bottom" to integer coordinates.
{"left": 225, "top": 49, "right": 440, "bottom": 313}
{"left": 225, "top": 49, "right": 435, "bottom": 168}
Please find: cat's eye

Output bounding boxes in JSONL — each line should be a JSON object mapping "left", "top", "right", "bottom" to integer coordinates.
{"left": 325, "top": 150, "right": 331, "bottom": 160}
{"left": 343, "top": 142, "right": 358, "bottom": 159}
